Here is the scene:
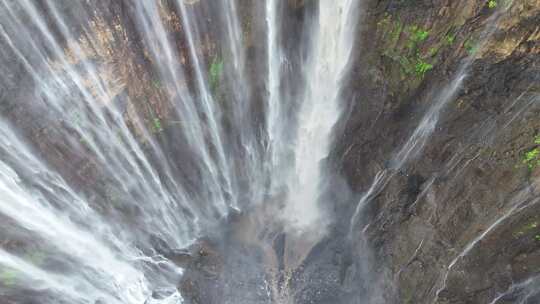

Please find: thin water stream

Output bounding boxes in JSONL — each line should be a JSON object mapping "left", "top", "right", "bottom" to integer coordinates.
{"left": 0, "top": 0, "right": 360, "bottom": 303}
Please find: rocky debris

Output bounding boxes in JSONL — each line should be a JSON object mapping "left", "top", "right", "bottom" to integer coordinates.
{"left": 178, "top": 235, "right": 271, "bottom": 304}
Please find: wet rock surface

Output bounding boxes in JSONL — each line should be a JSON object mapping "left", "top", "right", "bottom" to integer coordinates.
{"left": 0, "top": 0, "right": 538, "bottom": 303}
{"left": 176, "top": 1, "right": 540, "bottom": 303}
{"left": 335, "top": 0, "right": 540, "bottom": 303}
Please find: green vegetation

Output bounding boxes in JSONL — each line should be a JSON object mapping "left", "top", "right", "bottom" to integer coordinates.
{"left": 521, "top": 135, "right": 540, "bottom": 169}
{"left": 79, "top": 137, "right": 88, "bottom": 146}
{"left": 152, "top": 79, "right": 162, "bottom": 89}
{"left": 139, "top": 96, "right": 164, "bottom": 135}
{"left": 393, "top": 54, "right": 434, "bottom": 78}
{"left": 488, "top": 0, "right": 497, "bottom": 8}
{"left": 405, "top": 25, "right": 430, "bottom": 51}
{"left": 379, "top": 20, "right": 436, "bottom": 80}
{"left": 415, "top": 60, "right": 433, "bottom": 77}
{"left": 444, "top": 33, "right": 455, "bottom": 45}
{"left": 427, "top": 47, "right": 438, "bottom": 57}
{"left": 152, "top": 117, "right": 164, "bottom": 134}
{"left": 523, "top": 148, "right": 540, "bottom": 169}
{"left": 464, "top": 39, "right": 479, "bottom": 55}
{"left": 376, "top": 14, "right": 494, "bottom": 84}
{"left": 409, "top": 26, "right": 430, "bottom": 43}
{"left": 209, "top": 57, "right": 224, "bottom": 90}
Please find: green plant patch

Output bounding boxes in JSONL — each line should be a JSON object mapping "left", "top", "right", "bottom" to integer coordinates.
{"left": 377, "top": 18, "right": 440, "bottom": 81}
{"left": 209, "top": 57, "right": 224, "bottom": 90}
{"left": 428, "top": 47, "right": 439, "bottom": 57}
{"left": 415, "top": 60, "right": 433, "bottom": 76}
{"left": 413, "top": 29, "right": 429, "bottom": 42}
{"left": 523, "top": 148, "right": 540, "bottom": 169}
{"left": 152, "top": 118, "right": 164, "bottom": 134}
{"left": 152, "top": 79, "right": 162, "bottom": 89}
{"left": 464, "top": 39, "right": 479, "bottom": 55}
{"left": 403, "top": 25, "right": 430, "bottom": 54}
{"left": 488, "top": 0, "right": 497, "bottom": 8}
{"left": 444, "top": 34, "right": 455, "bottom": 45}
{"left": 519, "top": 135, "right": 540, "bottom": 169}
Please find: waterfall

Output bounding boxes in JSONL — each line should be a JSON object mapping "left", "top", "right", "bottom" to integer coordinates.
{"left": 285, "top": 0, "right": 359, "bottom": 232}
{"left": 0, "top": 0, "right": 361, "bottom": 303}
{"left": 0, "top": 0, "right": 524, "bottom": 303}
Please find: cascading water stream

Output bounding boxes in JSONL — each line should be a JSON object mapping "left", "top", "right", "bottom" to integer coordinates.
{"left": 348, "top": 9, "right": 505, "bottom": 237}
{"left": 0, "top": 0, "right": 360, "bottom": 303}
{"left": 285, "top": 0, "right": 358, "bottom": 231}
{"left": 0, "top": 0, "right": 532, "bottom": 303}
{"left": 261, "top": 1, "right": 362, "bottom": 299}
{"left": 348, "top": 71, "right": 467, "bottom": 236}
{"left": 488, "top": 274, "right": 540, "bottom": 304}
{"left": 0, "top": 122, "right": 176, "bottom": 304}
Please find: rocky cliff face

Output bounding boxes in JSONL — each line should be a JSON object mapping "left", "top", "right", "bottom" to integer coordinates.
{"left": 338, "top": 0, "right": 540, "bottom": 303}
{"left": 176, "top": 1, "right": 540, "bottom": 304}
{"left": 0, "top": 0, "right": 538, "bottom": 303}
